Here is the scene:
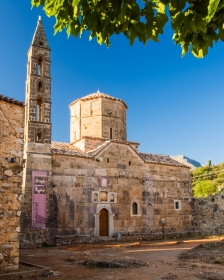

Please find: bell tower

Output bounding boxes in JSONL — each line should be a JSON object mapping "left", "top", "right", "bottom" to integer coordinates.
{"left": 25, "top": 15, "right": 51, "bottom": 145}
{"left": 21, "top": 17, "right": 54, "bottom": 244}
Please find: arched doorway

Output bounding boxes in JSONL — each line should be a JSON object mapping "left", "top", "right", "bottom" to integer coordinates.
{"left": 99, "top": 208, "right": 108, "bottom": 236}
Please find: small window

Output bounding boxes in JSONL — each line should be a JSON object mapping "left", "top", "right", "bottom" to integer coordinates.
{"left": 129, "top": 161, "right": 131, "bottom": 166}
{"left": 174, "top": 200, "right": 181, "bottom": 210}
{"left": 39, "top": 42, "right": 43, "bottom": 46}
{"left": 132, "top": 202, "right": 138, "bottom": 215}
{"left": 38, "top": 81, "right": 43, "bottom": 91}
{"left": 6, "top": 157, "right": 20, "bottom": 163}
{"left": 110, "top": 128, "right": 112, "bottom": 139}
{"left": 110, "top": 194, "right": 114, "bottom": 202}
{"left": 36, "top": 99, "right": 43, "bottom": 122}
{"left": 107, "top": 158, "right": 109, "bottom": 163}
{"left": 37, "top": 57, "right": 43, "bottom": 76}
{"left": 93, "top": 193, "right": 98, "bottom": 202}
{"left": 36, "top": 132, "right": 42, "bottom": 143}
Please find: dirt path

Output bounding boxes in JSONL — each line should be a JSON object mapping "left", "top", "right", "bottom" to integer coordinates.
{"left": 20, "top": 237, "right": 224, "bottom": 280}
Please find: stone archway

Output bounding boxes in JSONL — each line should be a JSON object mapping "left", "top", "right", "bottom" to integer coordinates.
{"left": 99, "top": 208, "right": 108, "bottom": 236}
{"left": 94, "top": 204, "right": 114, "bottom": 237}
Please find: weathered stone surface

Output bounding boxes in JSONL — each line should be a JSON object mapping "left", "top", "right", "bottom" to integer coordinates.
{"left": 192, "top": 190, "right": 224, "bottom": 235}
{"left": 4, "top": 170, "right": 13, "bottom": 177}
{"left": 0, "top": 96, "right": 24, "bottom": 271}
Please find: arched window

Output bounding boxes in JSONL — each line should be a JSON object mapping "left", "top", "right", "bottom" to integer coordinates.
{"left": 36, "top": 132, "right": 42, "bottom": 143}
{"left": 36, "top": 98, "right": 43, "bottom": 122}
{"left": 132, "top": 202, "right": 138, "bottom": 215}
{"left": 93, "top": 193, "right": 98, "bottom": 202}
{"left": 110, "top": 194, "right": 114, "bottom": 202}
{"left": 38, "top": 81, "right": 43, "bottom": 91}
{"left": 37, "top": 57, "right": 43, "bottom": 76}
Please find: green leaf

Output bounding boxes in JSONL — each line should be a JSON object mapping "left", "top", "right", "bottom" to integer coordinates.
{"left": 206, "top": 0, "right": 220, "bottom": 22}
{"left": 31, "top": 0, "right": 224, "bottom": 58}
{"left": 72, "top": 0, "right": 80, "bottom": 5}
{"left": 195, "top": 14, "right": 207, "bottom": 33}
{"left": 171, "top": 12, "right": 184, "bottom": 29}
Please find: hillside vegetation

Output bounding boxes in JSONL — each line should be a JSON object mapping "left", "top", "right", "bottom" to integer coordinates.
{"left": 191, "top": 162, "right": 224, "bottom": 198}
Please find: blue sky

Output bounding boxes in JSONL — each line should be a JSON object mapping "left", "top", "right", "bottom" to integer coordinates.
{"left": 1, "top": 2, "right": 224, "bottom": 165}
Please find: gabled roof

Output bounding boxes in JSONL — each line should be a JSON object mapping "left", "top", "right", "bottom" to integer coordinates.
{"left": 0, "top": 94, "right": 24, "bottom": 107}
{"left": 89, "top": 140, "right": 144, "bottom": 163}
{"left": 69, "top": 92, "right": 128, "bottom": 109}
{"left": 139, "top": 152, "right": 189, "bottom": 168}
{"left": 51, "top": 141, "right": 91, "bottom": 158}
{"left": 51, "top": 141, "right": 188, "bottom": 168}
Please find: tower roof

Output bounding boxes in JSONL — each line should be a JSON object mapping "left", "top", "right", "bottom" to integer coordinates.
{"left": 31, "top": 16, "right": 49, "bottom": 49}
{"left": 69, "top": 91, "right": 128, "bottom": 109}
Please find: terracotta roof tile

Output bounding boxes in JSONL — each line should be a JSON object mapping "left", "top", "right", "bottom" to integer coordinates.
{"left": 69, "top": 92, "right": 127, "bottom": 109}
{"left": 71, "top": 136, "right": 139, "bottom": 146}
{"left": 139, "top": 152, "right": 189, "bottom": 168}
{"left": 51, "top": 141, "right": 188, "bottom": 168}
{"left": 0, "top": 94, "right": 24, "bottom": 106}
{"left": 51, "top": 141, "right": 91, "bottom": 158}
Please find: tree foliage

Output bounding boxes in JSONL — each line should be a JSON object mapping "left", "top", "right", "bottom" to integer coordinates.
{"left": 193, "top": 180, "right": 218, "bottom": 198}
{"left": 192, "top": 162, "right": 224, "bottom": 198}
{"left": 31, "top": 0, "right": 224, "bottom": 58}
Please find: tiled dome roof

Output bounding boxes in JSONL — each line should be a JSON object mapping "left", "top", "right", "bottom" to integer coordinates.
{"left": 69, "top": 91, "right": 127, "bottom": 109}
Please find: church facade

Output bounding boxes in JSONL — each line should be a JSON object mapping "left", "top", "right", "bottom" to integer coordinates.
{"left": 19, "top": 18, "right": 193, "bottom": 246}
{"left": 0, "top": 18, "right": 193, "bottom": 253}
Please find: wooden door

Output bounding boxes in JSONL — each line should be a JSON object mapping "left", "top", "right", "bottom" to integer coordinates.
{"left": 99, "top": 208, "right": 108, "bottom": 236}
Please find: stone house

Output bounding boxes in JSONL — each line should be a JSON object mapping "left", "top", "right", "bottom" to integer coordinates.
{"left": 0, "top": 95, "right": 24, "bottom": 271}
{"left": 19, "top": 18, "right": 193, "bottom": 247}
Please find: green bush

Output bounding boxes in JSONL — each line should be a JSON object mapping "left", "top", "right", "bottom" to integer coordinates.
{"left": 193, "top": 180, "right": 218, "bottom": 198}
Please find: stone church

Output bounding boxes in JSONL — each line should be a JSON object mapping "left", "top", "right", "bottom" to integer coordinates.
{"left": 0, "top": 17, "right": 193, "bottom": 263}
{"left": 19, "top": 17, "right": 192, "bottom": 246}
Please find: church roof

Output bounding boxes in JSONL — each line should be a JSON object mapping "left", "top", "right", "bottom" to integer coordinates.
{"left": 51, "top": 141, "right": 92, "bottom": 158}
{"left": 69, "top": 91, "right": 128, "bottom": 109}
{"left": 0, "top": 94, "right": 24, "bottom": 106}
{"left": 51, "top": 141, "right": 189, "bottom": 168}
{"left": 139, "top": 152, "right": 189, "bottom": 168}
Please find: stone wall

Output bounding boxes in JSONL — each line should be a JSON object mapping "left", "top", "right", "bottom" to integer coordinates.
{"left": 0, "top": 98, "right": 24, "bottom": 271}
{"left": 49, "top": 142, "right": 192, "bottom": 239}
{"left": 70, "top": 98, "right": 102, "bottom": 142}
{"left": 70, "top": 96, "right": 127, "bottom": 143}
{"left": 192, "top": 190, "right": 224, "bottom": 235}
{"left": 73, "top": 137, "right": 105, "bottom": 152}
{"left": 55, "top": 231, "right": 195, "bottom": 246}
{"left": 101, "top": 99, "right": 126, "bottom": 140}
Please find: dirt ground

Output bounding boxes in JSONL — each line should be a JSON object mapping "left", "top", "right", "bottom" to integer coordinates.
{"left": 20, "top": 237, "right": 224, "bottom": 280}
